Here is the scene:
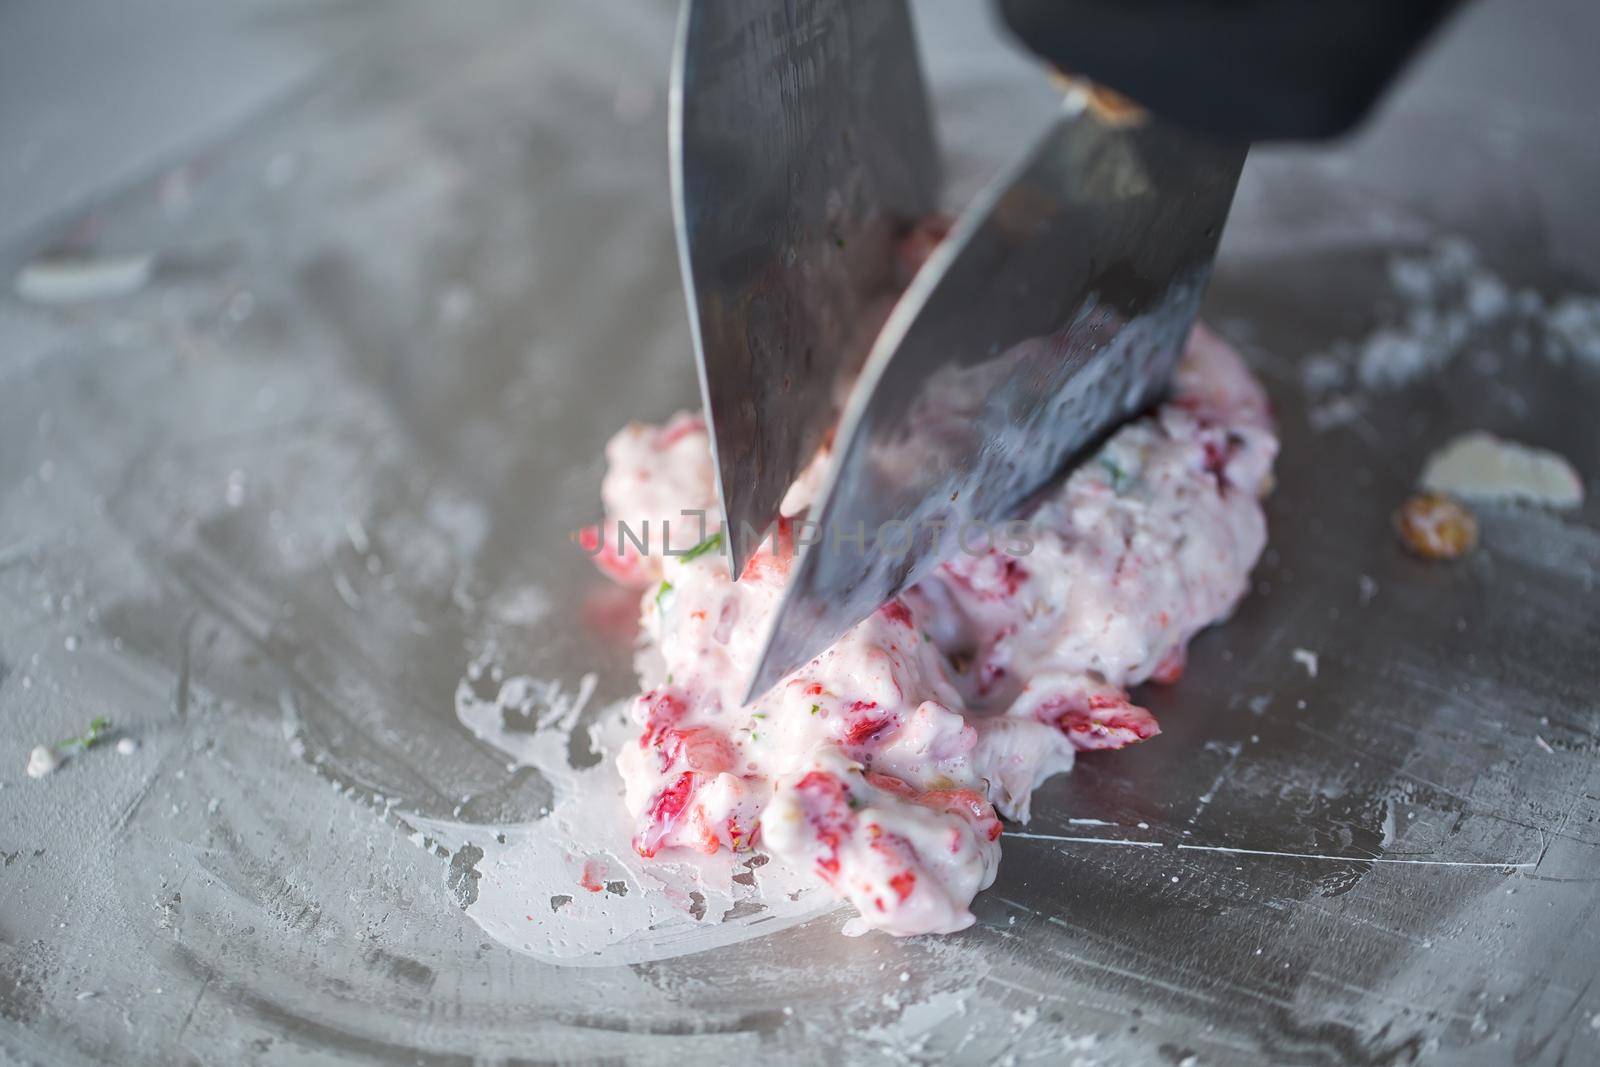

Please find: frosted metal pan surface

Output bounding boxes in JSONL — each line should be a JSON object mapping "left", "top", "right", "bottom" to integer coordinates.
{"left": 1, "top": 1, "right": 1597, "bottom": 1063}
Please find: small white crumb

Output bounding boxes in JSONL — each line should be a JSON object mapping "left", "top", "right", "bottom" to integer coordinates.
{"left": 26, "top": 745, "right": 60, "bottom": 778}
{"left": 75, "top": 990, "right": 97, "bottom": 1001}
{"left": 116, "top": 737, "right": 139, "bottom": 756}
{"left": 206, "top": 798, "right": 221, "bottom": 815}
{"left": 1535, "top": 736, "right": 1555, "bottom": 754}
{"left": 898, "top": 971, "right": 910, "bottom": 982}
{"left": 1137, "top": 822, "right": 1150, "bottom": 830}
{"left": 1170, "top": 875, "right": 1179, "bottom": 883}
{"left": 1292, "top": 648, "right": 1319, "bottom": 679}
{"left": 1358, "top": 575, "right": 1379, "bottom": 607}
{"left": 15, "top": 253, "right": 154, "bottom": 304}
{"left": 1589, "top": 1010, "right": 1600, "bottom": 1031}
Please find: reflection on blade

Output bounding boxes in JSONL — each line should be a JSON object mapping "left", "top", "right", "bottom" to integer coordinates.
{"left": 746, "top": 101, "right": 1246, "bottom": 701}
{"left": 671, "top": 0, "right": 941, "bottom": 578}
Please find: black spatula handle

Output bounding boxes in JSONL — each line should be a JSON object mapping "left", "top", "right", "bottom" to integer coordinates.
{"left": 998, "top": 0, "right": 1464, "bottom": 141}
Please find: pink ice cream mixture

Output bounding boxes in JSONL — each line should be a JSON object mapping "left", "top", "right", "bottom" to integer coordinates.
{"left": 581, "top": 324, "right": 1277, "bottom": 937}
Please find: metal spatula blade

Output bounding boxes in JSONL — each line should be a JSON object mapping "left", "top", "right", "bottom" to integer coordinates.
{"left": 745, "top": 100, "right": 1246, "bottom": 701}
{"left": 671, "top": 0, "right": 940, "bottom": 578}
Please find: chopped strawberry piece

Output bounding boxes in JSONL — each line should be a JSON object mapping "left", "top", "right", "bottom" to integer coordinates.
{"left": 862, "top": 771, "right": 913, "bottom": 799}
{"left": 1045, "top": 691, "right": 1162, "bottom": 752}
{"left": 633, "top": 771, "right": 696, "bottom": 858}
{"left": 863, "top": 772, "right": 1004, "bottom": 841}
{"left": 791, "top": 770, "right": 854, "bottom": 878}
{"left": 726, "top": 814, "right": 754, "bottom": 852}
{"left": 654, "top": 725, "right": 735, "bottom": 775}
{"left": 888, "top": 870, "right": 916, "bottom": 902}
{"left": 844, "top": 715, "right": 892, "bottom": 747}
{"left": 740, "top": 517, "right": 796, "bottom": 582}
{"left": 580, "top": 522, "right": 650, "bottom": 586}
{"left": 978, "top": 659, "right": 1006, "bottom": 696}
{"left": 656, "top": 412, "right": 706, "bottom": 447}
{"left": 637, "top": 690, "right": 687, "bottom": 750}
{"left": 1151, "top": 646, "right": 1186, "bottom": 684}
{"left": 696, "top": 817, "right": 723, "bottom": 855}
{"left": 880, "top": 599, "right": 915, "bottom": 627}
{"left": 842, "top": 701, "right": 894, "bottom": 746}
{"left": 997, "top": 557, "right": 1028, "bottom": 596}
{"left": 578, "top": 857, "right": 607, "bottom": 893}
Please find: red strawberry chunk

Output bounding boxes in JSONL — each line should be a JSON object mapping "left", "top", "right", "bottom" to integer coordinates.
{"left": 880, "top": 599, "right": 915, "bottom": 627}
{"left": 1045, "top": 691, "right": 1161, "bottom": 752}
{"left": 654, "top": 725, "right": 735, "bottom": 775}
{"left": 656, "top": 412, "right": 706, "bottom": 447}
{"left": 580, "top": 523, "right": 650, "bottom": 586}
{"left": 791, "top": 770, "right": 855, "bottom": 878}
{"left": 637, "top": 690, "right": 687, "bottom": 750}
{"left": 740, "top": 517, "right": 796, "bottom": 582}
{"left": 633, "top": 771, "right": 696, "bottom": 858}
{"left": 844, "top": 712, "right": 892, "bottom": 747}
{"left": 578, "top": 857, "right": 607, "bottom": 893}
{"left": 863, "top": 772, "right": 1003, "bottom": 842}
{"left": 1151, "top": 646, "right": 1186, "bottom": 684}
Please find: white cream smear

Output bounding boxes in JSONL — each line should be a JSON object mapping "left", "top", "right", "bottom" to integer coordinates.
{"left": 414, "top": 652, "right": 832, "bottom": 965}
{"left": 1420, "top": 431, "right": 1585, "bottom": 510}
{"left": 568, "top": 324, "right": 1279, "bottom": 940}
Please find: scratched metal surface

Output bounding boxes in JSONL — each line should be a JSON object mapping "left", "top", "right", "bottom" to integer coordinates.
{"left": 1, "top": 1, "right": 1598, "bottom": 1064}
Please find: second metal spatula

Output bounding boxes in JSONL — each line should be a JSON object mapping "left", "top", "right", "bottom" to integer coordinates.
{"left": 746, "top": 93, "right": 1245, "bottom": 698}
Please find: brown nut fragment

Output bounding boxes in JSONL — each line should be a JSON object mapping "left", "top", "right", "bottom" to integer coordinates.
{"left": 1394, "top": 493, "right": 1478, "bottom": 560}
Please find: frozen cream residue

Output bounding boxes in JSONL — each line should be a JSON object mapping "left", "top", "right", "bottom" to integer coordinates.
{"left": 1298, "top": 236, "right": 1600, "bottom": 407}
{"left": 1420, "top": 432, "right": 1585, "bottom": 510}
{"left": 423, "top": 652, "right": 831, "bottom": 966}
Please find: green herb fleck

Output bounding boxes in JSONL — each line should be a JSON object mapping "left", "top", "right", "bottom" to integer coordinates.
{"left": 846, "top": 793, "right": 862, "bottom": 811}
{"left": 749, "top": 731, "right": 759, "bottom": 743}
{"left": 810, "top": 703, "right": 820, "bottom": 716}
{"left": 655, "top": 580, "right": 673, "bottom": 606}
{"left": 751, "top": 712, "right": 766, "bottom": 720}
{"left": 1099, "top": 456, "right": 1136, "bottom": 494}
{"left": 682, "top": 531, "right": 723, "bottom": 562}
{"left": 59, "top": 716, "right": 112, "bottom": 753}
